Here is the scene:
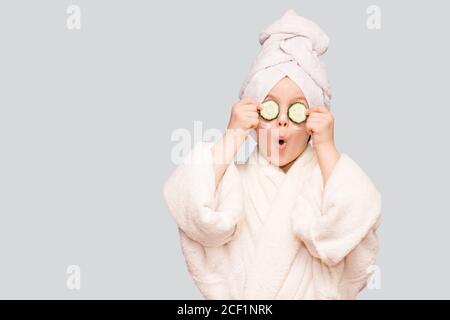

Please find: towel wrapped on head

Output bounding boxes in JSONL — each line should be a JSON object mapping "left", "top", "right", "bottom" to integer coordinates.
{"left": 239, "top": 9, "right": 332, "bottom": 109}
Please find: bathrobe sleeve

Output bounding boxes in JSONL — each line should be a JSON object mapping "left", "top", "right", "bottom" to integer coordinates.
{"left": 293, "top": 153, "right": 382, "bottom": 267}
{"left": 163, "top": 142, "right": 244, "bottom": 248}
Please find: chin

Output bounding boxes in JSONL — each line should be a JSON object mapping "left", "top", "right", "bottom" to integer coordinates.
{"left": 257, "top": 141, "right": 305, "bottom": 167}
{"left": 278, "top": 155, "right": 295, "bottom": 167}
{"left": 267, "top": 152, "right": 291, "bottom": 167}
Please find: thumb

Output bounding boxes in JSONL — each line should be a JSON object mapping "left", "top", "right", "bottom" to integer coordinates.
{"left": 305, "top": 121, "right": 313, "bottom": 135}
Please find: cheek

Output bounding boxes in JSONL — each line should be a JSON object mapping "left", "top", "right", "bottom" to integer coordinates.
{"left": 286, "top": 126, "right": 309, "bottom": 154}
{"left": 256, "top": 121, "right": 276, "bottom": 143}
{"left": 289, "top": 124, "right": 308, "bottom": 141}
{"left": 256, "top": 124, "right": 278, "bottom": 159}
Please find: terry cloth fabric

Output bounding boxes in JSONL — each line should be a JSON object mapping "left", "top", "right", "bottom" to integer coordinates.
{"left": 239, "top": 9, "right": 332, "bottom": 109}
{"left": 163, "top": 142, "right": 382, "bottom": 299}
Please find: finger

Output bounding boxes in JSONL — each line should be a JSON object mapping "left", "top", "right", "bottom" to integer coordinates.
{"left": 305, "top": 125, "right": 313, "bottom": 135}
{"left": 307, "top": 112, "right": 333, "bottom": 125}
{"left": 243, "top": 110, "right": 260, "bottom": 119}
{"left": 242, "top": 107, "right": 259, "bottom": 118}
{"left": 306, "top": 119, "right": 325, "bottom": 128}
{"left": 306, "top": 119, "right": 319, "bottom": 132}
{"left": 249, "top": 118, "right": 259, "bottom": 129}
{"left": 240, "top": 97, "right": 258, "bottom": 105}
{"left": 305, "top": 106, "right": 323, "bottom": 115}
{"left": 305, "top": 106, "right": 329, "bottom": 115}
{"left": 245, "top": 110, "right": 259, "bottom": 118}
{"left": 306, "top": 112, "right": 329, "bottom": 121}
{"left": 249, "top": 102, "right": 264, "bottom": 111}
{"left": 306, "top": 117, "right": 322, "bottom": 124}
{"left": 241, "top": 103, "right": 260, "bottom": 111}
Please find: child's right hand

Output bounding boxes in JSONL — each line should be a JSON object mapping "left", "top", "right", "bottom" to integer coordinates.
{"left": 211, "top": 98, "right": 262, "bottom": 189}
{"left": 226, "top": 98, "right": 262, "bottom": 138}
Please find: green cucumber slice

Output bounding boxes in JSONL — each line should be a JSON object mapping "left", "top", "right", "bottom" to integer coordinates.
{"left": 288, "top": 102, "right": 307, "bottom": 124}
{"left": 259, "top": 100, "right": 279, "bottom": 121}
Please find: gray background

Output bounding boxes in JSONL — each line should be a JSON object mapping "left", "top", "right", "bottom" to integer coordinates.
{"left": 0, "top": 0, "right": 448, "bottom": 299}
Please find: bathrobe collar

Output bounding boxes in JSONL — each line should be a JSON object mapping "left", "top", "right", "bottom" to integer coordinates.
{"left": 242, "top": 143, "right": 317, "bottom": 298}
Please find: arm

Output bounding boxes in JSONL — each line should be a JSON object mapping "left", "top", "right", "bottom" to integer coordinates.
{"left": 164, "top": 98, "right": 261, "bottom": 247}
{"left": 296, "top": 106, "right": 381, "bottom": 273}
{"left": 304, "top": 105, "right": 340, "bottom": 187}
{"left": 211, "top": 129, "right": 247, "bottom": 189}
{"left": 163, "top": 141, "right": 244, "bottom": 247}
{"left": 293, "top": 153, "right": 382, "bottom": 266}
{"left": 315, "top": 143, "right": 341, "bottom": 188}
{"left": 211, "top": 98, "right": 261, "bottom": 188}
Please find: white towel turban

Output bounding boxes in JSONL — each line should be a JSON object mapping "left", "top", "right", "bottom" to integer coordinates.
{"left": 239, "top": 9, "right": 332, "bottom": 109}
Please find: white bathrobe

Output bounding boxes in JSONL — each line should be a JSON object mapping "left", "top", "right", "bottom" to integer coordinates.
{"left": 163, "top": 142, "right": 381, "bottom": 299}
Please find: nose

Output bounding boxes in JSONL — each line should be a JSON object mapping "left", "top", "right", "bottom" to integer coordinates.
{"left": 277, "top": 113, "right": 288, "bottom": 128}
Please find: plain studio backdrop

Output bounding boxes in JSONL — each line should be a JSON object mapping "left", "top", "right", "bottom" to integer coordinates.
{"left": 0, "top": 0, "right": 448, "bottom": 299}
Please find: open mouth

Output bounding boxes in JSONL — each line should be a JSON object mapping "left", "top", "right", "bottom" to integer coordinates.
{"left": 278, "top": 137, "right": 287, "bottom": 150}
{"left": 276, "top": 134, "right": 287, "bottom": 151}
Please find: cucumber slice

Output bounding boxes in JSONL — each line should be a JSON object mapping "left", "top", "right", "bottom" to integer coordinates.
{"left": 288, "top": 102, "right": 307, "bottom": 124}
{"left": 259, "top": 100, "right": 279, "bottom": 121}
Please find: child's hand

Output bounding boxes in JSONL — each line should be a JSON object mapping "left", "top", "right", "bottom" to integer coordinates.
{"left": 212, "top": 98, "right": 261, "bottom": 188}
{"left": 305, "top": 106, "right": 336, "bottom": 150}
{"left": 227, "top": 98, "right": 262, "bottom": 138}
{"left": 305, "top": 106, "right": 340, "bottom": 187}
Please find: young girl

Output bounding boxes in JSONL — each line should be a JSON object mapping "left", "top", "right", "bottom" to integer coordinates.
{"left": 163, "top": 9, "right": 381, "bottom": 299}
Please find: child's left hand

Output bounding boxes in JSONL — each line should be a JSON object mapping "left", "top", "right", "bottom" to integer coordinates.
{"left": 304, "top": 106, "right": 340, "bottom": 187}
{"left": 304, "top": 106, "right": 336, "bottom": 150}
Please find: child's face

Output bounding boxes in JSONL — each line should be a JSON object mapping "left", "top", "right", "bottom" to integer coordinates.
{"left": 256, "top": 76, "right": 310, "bottom": 169}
